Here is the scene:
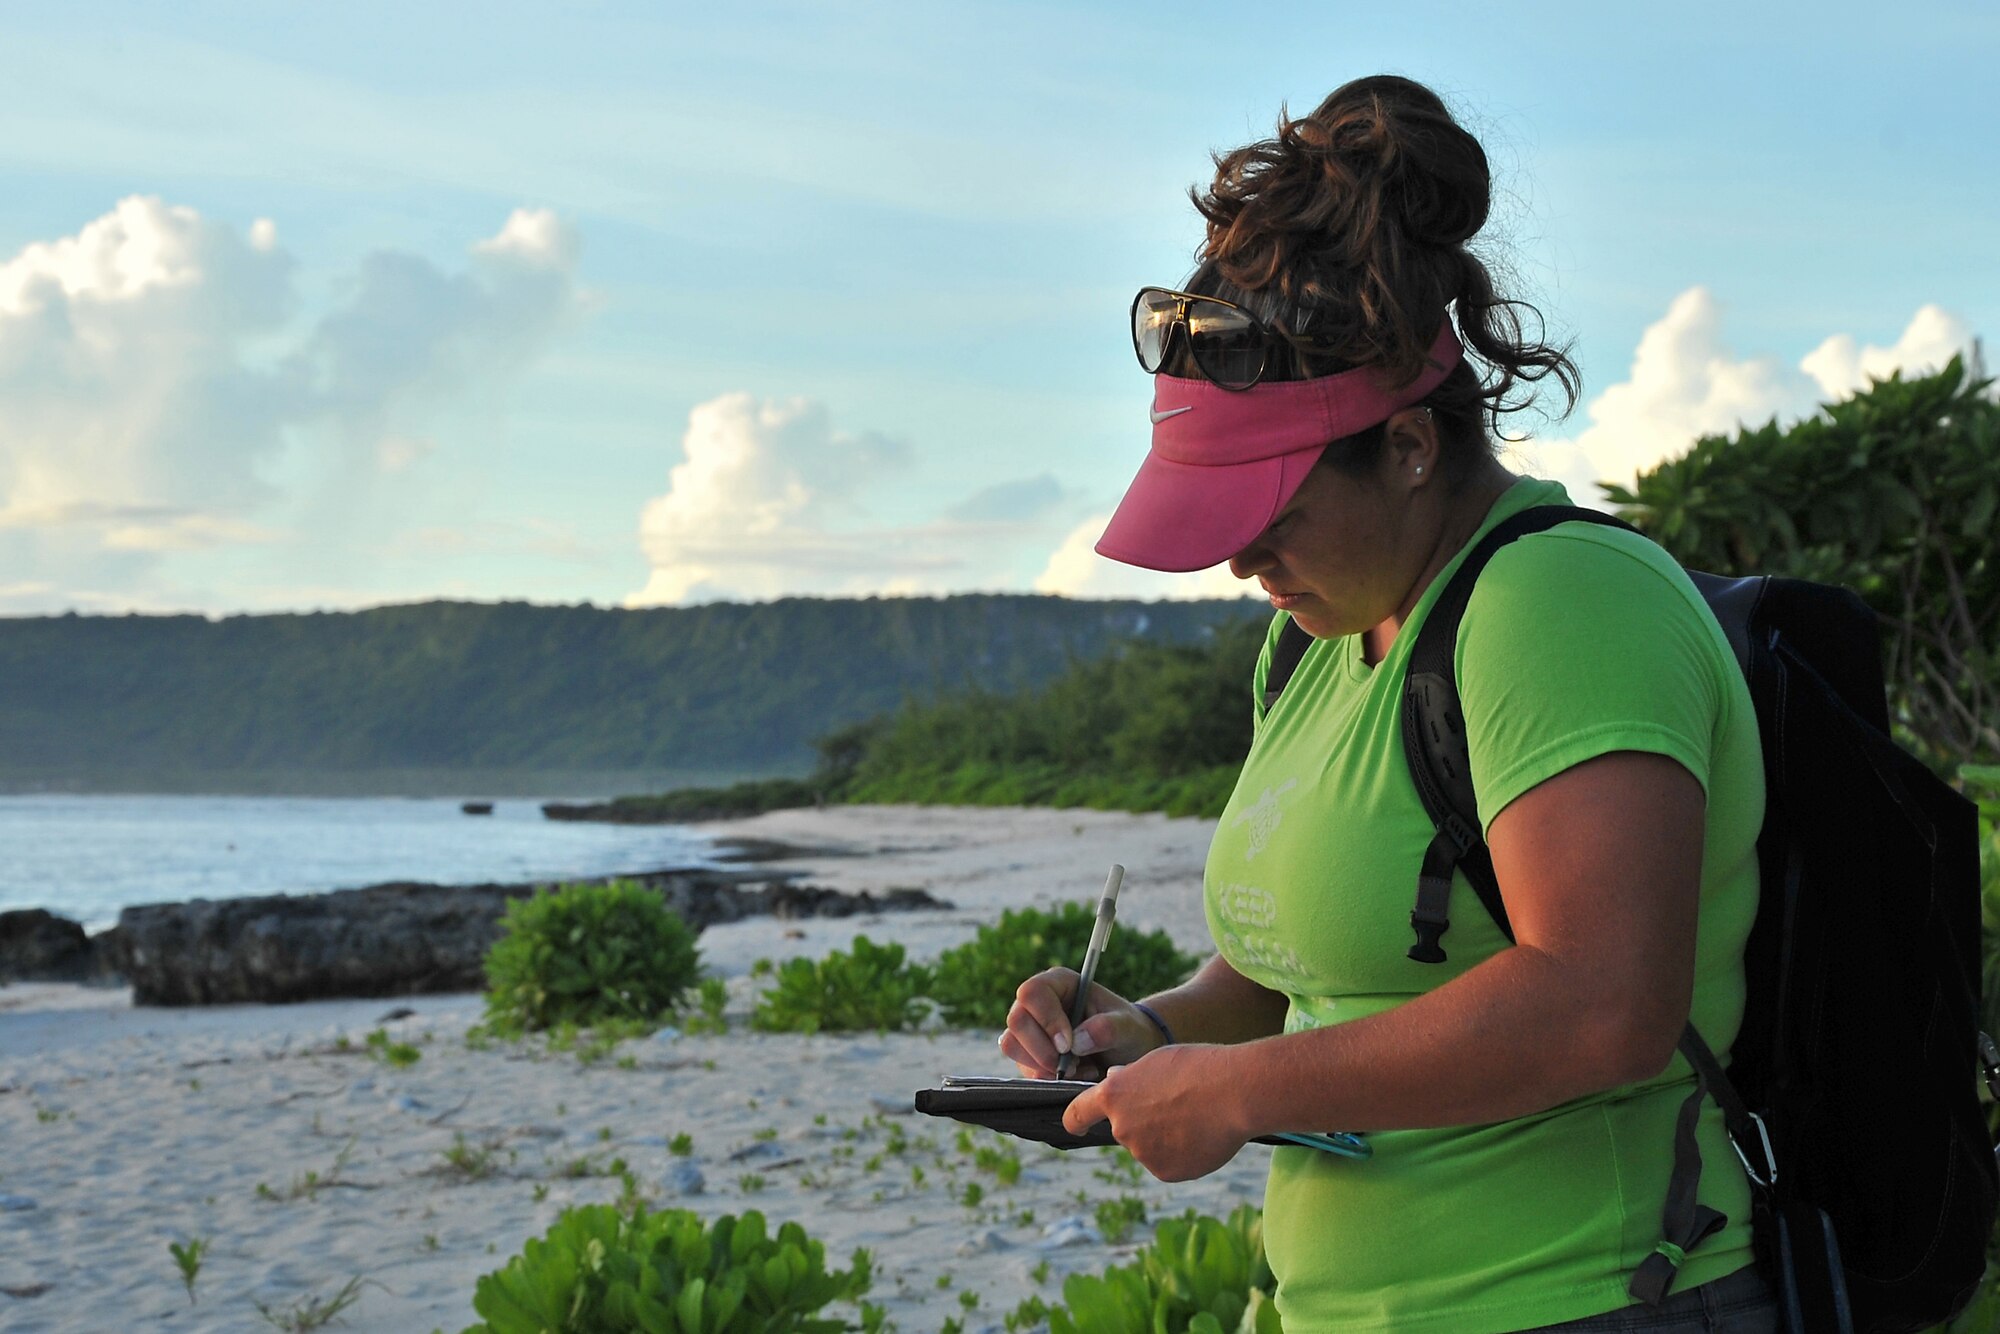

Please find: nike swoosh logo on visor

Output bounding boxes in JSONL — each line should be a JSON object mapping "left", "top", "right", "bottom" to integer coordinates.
{"left": 1149, "top": 406, "right": 1193, "bottom": 424}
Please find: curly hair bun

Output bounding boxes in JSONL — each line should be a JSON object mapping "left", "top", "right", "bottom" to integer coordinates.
{"left": 1191, "top": 75, "right": 1576, "bottom": 431}
{"left": 1309, "top": 76, "right": 1490, "bottom": 249}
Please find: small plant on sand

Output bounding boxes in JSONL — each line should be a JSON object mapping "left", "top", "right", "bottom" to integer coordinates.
{"left": 254, "top": 1275, "right": 368, "bottom": 1331}
{"left": 683, "top": 976, "right": 732, "bottom": 1035}
{"left": 926, "top": 903, "right": 1200, "bottom": 1029}
{"left": 1094, "top": 1194, "right": 1149, "bottom": 1244}
{"left": 1045, "top": 1205, "right": 1279, "bottom": 1334}
{"left": 437, "top": 1134, "right": 500, "bottom": 1182}
{"left": 481, "top": 879, "right": 701, "bottom": 1038}
{"left": 1006, "top": 1294, "right": 1053, "bottom": 1331}
{"left": 364, "top": 1028, "right": 421, "bottom": 1068}
{"left": 463, "top": 1205, "right": 873, "bottom": 1334}
{"left": 972, "top": 1139, "right": 1022, "bottom": 1186}
{"left": 168, "top": 1236, "right": 207, "bottom": 1304}
{"left": 750, "top": 935, "right": 932, "bottom": 1034}
{"left": 551, "top": 1152, "right": 628, "bottom": 1180}
{"left": 261, "top": 1136, "right": 362, "bottom": 1203}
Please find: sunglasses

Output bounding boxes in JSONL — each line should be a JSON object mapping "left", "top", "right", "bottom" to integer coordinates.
{"left": 1130, "top": 286, "right": 1340, "bottom": 392}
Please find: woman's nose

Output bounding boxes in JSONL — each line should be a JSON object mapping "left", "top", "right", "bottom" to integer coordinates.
{"left": 1228, "top": 543, "right": 1271, "bottom": 580}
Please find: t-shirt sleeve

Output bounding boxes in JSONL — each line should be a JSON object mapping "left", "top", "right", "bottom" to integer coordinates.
{"left": 1454, "top": 529, "right": 1729, "bottom": 836}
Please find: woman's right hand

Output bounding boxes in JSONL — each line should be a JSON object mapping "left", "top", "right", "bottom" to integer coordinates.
{"left": 1000, "top": 968, "right": 1167, "bottom": 1080}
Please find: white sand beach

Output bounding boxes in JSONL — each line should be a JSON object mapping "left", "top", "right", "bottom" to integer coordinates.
{"left": 0, "top": 805, "right": 1275, "bottom": 1333}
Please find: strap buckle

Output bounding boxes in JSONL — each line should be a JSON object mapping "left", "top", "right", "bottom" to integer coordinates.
{"left": 1729, "top": 1111, "right": 1778, "bottom": 1189}
{"left": 1980, "top": 1032, "right": 2000, "bottom": 1102}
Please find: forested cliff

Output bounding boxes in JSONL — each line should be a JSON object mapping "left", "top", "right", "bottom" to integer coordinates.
{"left": 0, "top": 594, "right": 1260, "bottom": 786}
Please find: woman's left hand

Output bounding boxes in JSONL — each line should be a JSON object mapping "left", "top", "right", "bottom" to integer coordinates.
{"left": 1060, "top": 1043, "right": 1251, "bottom": 1182}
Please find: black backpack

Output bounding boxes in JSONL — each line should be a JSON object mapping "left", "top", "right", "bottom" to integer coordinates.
{"left": 1261, "top": 504, "right": 1998, "bottom": 1334}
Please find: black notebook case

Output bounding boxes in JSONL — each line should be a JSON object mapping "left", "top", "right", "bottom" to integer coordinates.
{"left": 913, "top": 1077, "right": 1114, "bottom": 1150}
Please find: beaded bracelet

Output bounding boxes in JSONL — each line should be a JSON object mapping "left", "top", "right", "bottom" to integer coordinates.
{"left": 1133, "top": 1001, "right": 1176, "bottom": 1048}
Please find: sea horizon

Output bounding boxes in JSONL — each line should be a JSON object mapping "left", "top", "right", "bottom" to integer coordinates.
{"left": 0, "top": 792, "right": 725, "bottom": 934}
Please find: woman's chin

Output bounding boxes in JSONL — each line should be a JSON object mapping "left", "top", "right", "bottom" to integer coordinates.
{"left": 1277, "top": 605, "right": 1341, "bottom": 641}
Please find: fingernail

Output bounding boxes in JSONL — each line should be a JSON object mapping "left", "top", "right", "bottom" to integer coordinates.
{"left": 1053, "top": 1031, "right": 1070, "bottom": 1055}
{"left": 1072, "top": 1030, "right": 1099, "bottom": 1056}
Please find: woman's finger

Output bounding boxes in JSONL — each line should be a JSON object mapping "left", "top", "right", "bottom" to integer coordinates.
{"left": 1013, "top": 968, "right": 1081, "bottom": 1043}
{"left": 1062, "top": 1078, "right": 1110, "bottom": 1136}
{"left": 997, "top": 1024, "right": 1058, "bottom": 1078}
{"left": 1007, "top": 969, "right": 1085, "bottom": 1058}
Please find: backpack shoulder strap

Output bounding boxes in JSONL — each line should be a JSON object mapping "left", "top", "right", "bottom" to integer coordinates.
{"left": 1260, "top": 615, "right": 1314, "bottom": 715}
{"left": 1401, "top": 504, "right": 1638, "bottom": 962}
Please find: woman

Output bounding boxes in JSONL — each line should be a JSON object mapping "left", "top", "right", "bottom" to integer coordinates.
{"left": 1002, "top": 76, "right": 1777, "bottom": 1332}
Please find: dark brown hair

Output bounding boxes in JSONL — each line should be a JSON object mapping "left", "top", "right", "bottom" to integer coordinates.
{"left": 1180, "top": 75, "right": 1579, "bottom": 477}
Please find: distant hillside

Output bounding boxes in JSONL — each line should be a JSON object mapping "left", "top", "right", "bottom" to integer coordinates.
{"left": 0, "top": 596, "right": 1261, "bottom": 790}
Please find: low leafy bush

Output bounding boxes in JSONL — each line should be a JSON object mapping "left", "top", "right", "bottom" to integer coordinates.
{"left": 1047, "top": 1205, "right": 1280, "bottom": 1334}
{"left": 928, "top": 903, "right": 1201, "bottom": 1029}
{"left": 482, "top": 880, "right": 701, "bottom": 1038}
{"left": 751, "top": 937, "right": 933, "bottom": 1034}
{"left": 464, "top": 1204, "right": 875, "bottom": 1334}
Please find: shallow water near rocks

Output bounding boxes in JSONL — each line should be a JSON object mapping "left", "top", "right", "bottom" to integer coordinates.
{"left": 0, "top": 794, "right": 720, "bottom": 932}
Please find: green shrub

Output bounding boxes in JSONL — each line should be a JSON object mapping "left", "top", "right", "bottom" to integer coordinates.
{"left": 464, "top": 1204, "right": 873, "bottom": 1334}
{"left": 1047, "top": 1205, "right": 1280, "bottom": 1334}
{"left": 482, "top": 880, "right": 701, "bottom": 1038}
{"left": 816, "top": 620, "right": 1265, "bottom": 817}
{"left": 928, "top": 903, "right": 1201, "bottom": 1030}
{"left": 750, "top": 937, "right": 933, "bottom": 1035}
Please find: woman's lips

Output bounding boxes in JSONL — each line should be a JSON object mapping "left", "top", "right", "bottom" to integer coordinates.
{"left": 1264, "top": 588, "right": 1306, "bottom": 611}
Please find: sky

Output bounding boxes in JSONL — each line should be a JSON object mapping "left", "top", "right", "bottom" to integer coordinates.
{"left": 0, "top": 1, "right": 1993, "bottom": 616}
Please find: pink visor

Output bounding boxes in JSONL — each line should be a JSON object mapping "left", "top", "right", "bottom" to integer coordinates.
{"left": 1095, "top": 322, "right": 1464, "bottom": 572}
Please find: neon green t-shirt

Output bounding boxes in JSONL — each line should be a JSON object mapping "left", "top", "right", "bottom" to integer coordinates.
{"left": 1204, "top": 477, "right": 1765, "bottom": 1333}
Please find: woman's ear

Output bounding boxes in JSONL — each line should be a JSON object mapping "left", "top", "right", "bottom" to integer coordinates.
{"left": 1383, "top": 406, "right": 1441, "bottom": 486}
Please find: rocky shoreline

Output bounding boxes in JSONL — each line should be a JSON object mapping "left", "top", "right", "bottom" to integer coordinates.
{"left": 0, "top": 840, "right": 947, "bottom": 1007}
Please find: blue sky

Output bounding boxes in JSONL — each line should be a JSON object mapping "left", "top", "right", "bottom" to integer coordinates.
{"left": 1, "top": 1, "right": 1993, "bottom": 614}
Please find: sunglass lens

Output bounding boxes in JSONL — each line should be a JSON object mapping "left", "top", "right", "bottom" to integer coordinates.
{"left": 1187, "top": 300, "right": 1263, "bottom": 389}
{"left": 1132, "top": 289, "right": 1179, "bottom": 372}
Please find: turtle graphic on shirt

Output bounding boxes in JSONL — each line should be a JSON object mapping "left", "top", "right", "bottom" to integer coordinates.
{"left": 1230, "top": 779, "right": 1298, "bottom": 861}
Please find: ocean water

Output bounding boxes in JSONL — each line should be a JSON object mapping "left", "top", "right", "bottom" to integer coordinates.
{"left": 0, "top": 795, "right": 721, "bottom": 933}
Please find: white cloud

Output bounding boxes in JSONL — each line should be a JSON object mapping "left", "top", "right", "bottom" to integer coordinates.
{"left": 0, "top": 195, "right": 212, "bottom": 313}
{"left": 0, "top": 197, "right": 582, "bottom": 599}
{"left": 1516, "top": 289, "right": 1978, "bottom": 506}
{"left": 473, "top": 207, "right": 579, "bottom": 270}
{"left": 1034, "top": 514, "right": 1263, "bottom": 601}
{"left": 286, "top": 207, "right": 582, "bottom": 443}
{"left": 625, "top": 395, "right": 1097, "bottom": 605}
{"left": 1800, "top": 304, "right": 1975, "bottom": 401}
{"left": 0, "top": 196, "right": 298, "bottom": 528}
{"left": 629, "top": 392, "right": 935, "bottom": 605}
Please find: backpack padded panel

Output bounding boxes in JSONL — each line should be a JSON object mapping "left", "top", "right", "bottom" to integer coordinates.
{"left": 1732, "top": 623, "right": 1991, "bottom": 1331}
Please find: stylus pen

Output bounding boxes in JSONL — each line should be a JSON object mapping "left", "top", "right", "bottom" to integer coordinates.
{"left": 1055, "top": 864, "right": 1124, "bottom": 1080}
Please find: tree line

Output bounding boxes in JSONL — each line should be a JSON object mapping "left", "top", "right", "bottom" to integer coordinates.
{"left": 0, "top": 594, "right": 1260, "bottom": 786}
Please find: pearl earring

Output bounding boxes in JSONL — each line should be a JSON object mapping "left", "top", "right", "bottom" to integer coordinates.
{"left": 1414, "top": 465, "right": 1425, "bottom": 476}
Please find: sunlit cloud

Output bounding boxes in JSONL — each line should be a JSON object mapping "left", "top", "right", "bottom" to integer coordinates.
{"left": 1512, "top": 289, "right": 1977, "bottom": 506}
{"left": 0, "top": 198, "right": 583, "bottom": 605}
{"left": 629, "top": 392, "right": 931, "bottom": 605}
{"left": 1034, "top": 514, "right": 1260, "bottom": 601}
